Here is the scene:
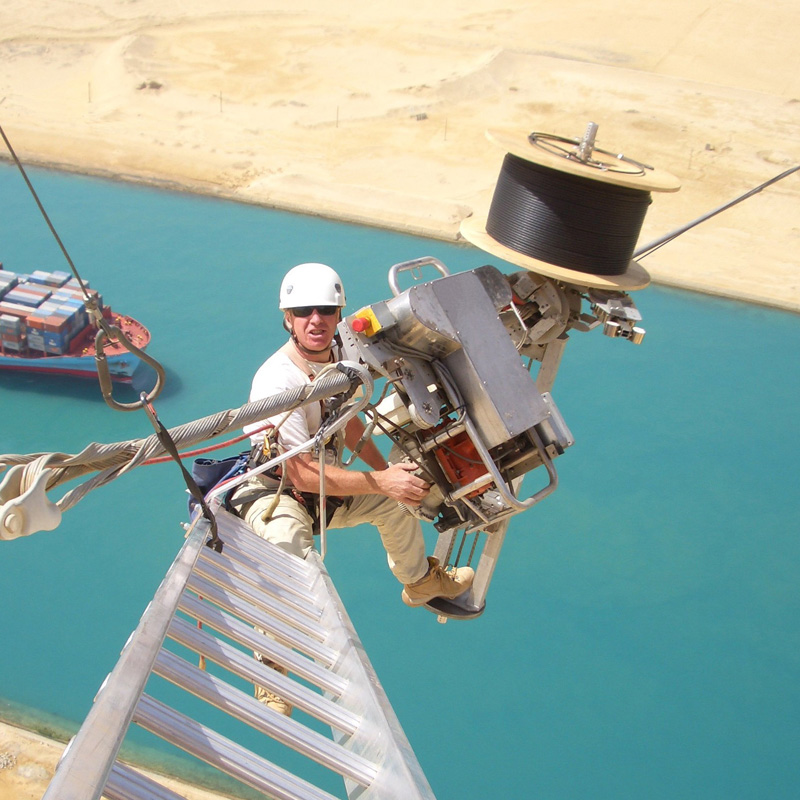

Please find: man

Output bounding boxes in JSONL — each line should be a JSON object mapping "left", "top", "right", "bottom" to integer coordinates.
{"left": 233, "top": 263, "right": 474, "bottom": 713}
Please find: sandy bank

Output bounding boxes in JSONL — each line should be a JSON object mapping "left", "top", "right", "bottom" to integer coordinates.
{"left": 0, "top": 720, "right": 238, "bottom": 800}
{"left": 1, "top": 1, "right": 799, "bottom": 311}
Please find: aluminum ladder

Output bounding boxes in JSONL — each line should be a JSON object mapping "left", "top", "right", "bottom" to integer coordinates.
{"left": 43, "top": 508, "right": 436, "bottom": 800}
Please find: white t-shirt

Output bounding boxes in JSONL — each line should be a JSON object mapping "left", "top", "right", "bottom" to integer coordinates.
{"left": 245, "top": 345, "right": 341, "bottom": 463}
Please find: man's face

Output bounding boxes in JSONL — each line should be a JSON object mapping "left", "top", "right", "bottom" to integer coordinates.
{"left": 287, "top": 307, "right": 339, "bottom": 354}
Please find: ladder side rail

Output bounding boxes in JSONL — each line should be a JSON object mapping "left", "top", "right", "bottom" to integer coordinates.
{"left": 133, "top": 694, "right": 340, "bottom": 800}
{"left": 42, "top": 521, "right": 211, "bottom": 800}
{"left": 309, "top": 550, "right": 437, "bottom": 800}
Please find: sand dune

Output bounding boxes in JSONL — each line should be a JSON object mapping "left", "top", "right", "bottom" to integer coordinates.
{"left": 1, "top": 1, "right": 798, "bottom": 309}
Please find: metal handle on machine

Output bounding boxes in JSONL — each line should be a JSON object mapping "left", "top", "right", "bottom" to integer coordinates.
{"left": 433, "top": 363, "right": 559, "bottom": 517}
{"left": 460, "top": 415, "right": 559, "bottom": 513}
{"left": 388, "top": 257, "right": 450, "bottom": 297}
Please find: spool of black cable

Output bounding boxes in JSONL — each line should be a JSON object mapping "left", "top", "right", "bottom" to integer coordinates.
{"left": 461, "top": 127, "right": 681, "bottom": 291}
{"left": 487, "top": 154, "right": 652, "bottom": 276}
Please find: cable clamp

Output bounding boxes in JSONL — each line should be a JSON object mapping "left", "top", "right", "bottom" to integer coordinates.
{"left": 0, "top": 464, "right": 62, "bottom": 540}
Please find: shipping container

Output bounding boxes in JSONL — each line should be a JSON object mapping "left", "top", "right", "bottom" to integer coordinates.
{"left": 42, "top": 271, "right": 71, "bottom": 288}
{"left": 25, "top": 316, "right": 46, "bottom": 334}
{"left": 4, "top": 290, "right": 43, "bottom": 308}
{"left": 0, "top": 314, "right": 23, "bottom": 333}
{"left": 43, "top": 330, "right": 69, "bottom": 354}
{"left": 27, "top": 271, "right": 52, "bottom": 285}
{"left": 43, "top": 315, "right": 70, "bottom": 334}
{"left": 0, "top": 274, "right": 20, "bottom": 299}
{"left": 56, "top": 286, "right": 102, "bottom": 310}
{"left": 0, "top": 302, "right": 32, "bottom": 320}
{"left": 27, "top": 332, "right": 46, "bottom": 351}
{"left": 20, "top": 284, "right": 52, "bottom": 301}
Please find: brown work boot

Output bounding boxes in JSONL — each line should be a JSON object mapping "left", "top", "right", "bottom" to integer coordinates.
{"left": 401, "top": 556, "right": 474, "bottom": 607}
{"left": 254, "top": 656, "right": 292, "bottom": 716}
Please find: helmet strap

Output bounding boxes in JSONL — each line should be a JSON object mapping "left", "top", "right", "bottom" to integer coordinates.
{"left": 289, "top": 329, "right": 333, "bottom": 359}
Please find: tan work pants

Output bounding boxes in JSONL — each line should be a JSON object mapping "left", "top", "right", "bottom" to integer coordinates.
{"left": 236, "top": 485, "right": 429, "bottom": 585}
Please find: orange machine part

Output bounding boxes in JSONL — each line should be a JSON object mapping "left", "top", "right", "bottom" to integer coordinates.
{"left": 433, "top": 431, "right": 488, "bottom": 497}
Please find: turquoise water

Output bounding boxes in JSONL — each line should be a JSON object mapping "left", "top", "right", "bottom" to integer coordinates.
{"left": 1, "top": 162, "right": 799, "bottom": 799}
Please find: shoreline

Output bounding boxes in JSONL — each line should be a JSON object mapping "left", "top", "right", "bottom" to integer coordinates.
{"left": 0, "top": 717, "right": 240, "bottom": 800}
{"left": 4, "top": 152, "right": 798, "bottom": 316}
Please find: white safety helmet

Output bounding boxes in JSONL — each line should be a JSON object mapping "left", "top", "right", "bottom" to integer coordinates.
{"left": 279, "top": 263, "right": 346, "bottom": 310}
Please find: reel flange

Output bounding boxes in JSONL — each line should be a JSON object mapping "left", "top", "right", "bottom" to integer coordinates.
{"left": 461, "top": 123, "right": 681, "bottom": 291}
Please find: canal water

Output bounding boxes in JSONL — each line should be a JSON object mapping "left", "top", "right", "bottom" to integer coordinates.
{"left": 1, "top": 162, "right": 798, "bottom": 799}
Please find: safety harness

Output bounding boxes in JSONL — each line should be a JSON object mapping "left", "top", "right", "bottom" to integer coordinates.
{"left": 232, "top": 339, "right": 349, "bottom": 533}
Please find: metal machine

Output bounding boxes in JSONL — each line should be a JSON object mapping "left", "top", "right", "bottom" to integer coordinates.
{"left": 338, "top": 255, "right": 646, "bottom": 620}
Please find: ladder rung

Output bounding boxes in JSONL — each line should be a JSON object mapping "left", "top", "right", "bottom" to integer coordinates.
{"left": 199, "top": 546, "right": 323, "bottom": 620}
{"left": 154, "top": 648, "right": 375, "bottom": 782}
{"left": 185, "top": 576, "right": 337, "bottom": 665}
{"left": 170, "top": 607, "right": 348, "bottom": 697}
{"left": 134, "top": 694, "right": 341, "bottom": 800}
{"left": 201, "top": 540, "right": 320, "bottom": 607}
{"left": 216, "top": 522, "right": 316, "bottom": 586}
{"left": 193, "top": 559, "right": 328, "bottom": 639}
{"left": 105, "top": 761, "right": 189, "bottom": 800}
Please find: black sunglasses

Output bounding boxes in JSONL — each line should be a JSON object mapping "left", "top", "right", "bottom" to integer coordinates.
{"left": 291, "top": 306, "right": 339, "bottom": 318}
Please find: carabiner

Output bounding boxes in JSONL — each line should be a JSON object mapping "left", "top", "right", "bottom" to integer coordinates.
{"left": 95, "top": 325, "right": 166, "bottom": 412}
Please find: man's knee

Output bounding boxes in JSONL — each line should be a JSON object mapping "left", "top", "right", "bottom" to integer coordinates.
{"left": 243, "top": 493, "right": 315, "bottom": 559}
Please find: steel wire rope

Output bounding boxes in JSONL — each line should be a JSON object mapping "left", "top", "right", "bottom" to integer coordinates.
{"left": 634, "top": 163, "right": 800, "bottom": 260}
{"left": 0, "top": 367, "right": 364, "bottom": 513}
{"left": 486, "top": 154, "right": 652, "bottom": 276}
{"left": 0, "top": 124, "right": 91, "bottom": 300}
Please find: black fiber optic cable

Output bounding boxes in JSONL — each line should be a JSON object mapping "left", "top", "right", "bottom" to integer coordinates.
{"left": 486, "top": 154, "right": 652, "bottom": 275}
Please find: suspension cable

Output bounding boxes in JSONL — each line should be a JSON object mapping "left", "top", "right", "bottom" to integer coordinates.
{"left": 0, "top": 363, "right": 371, "bottom": 520}
{"left": 634, "top": 164, "right": 800, "bottom": 259}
